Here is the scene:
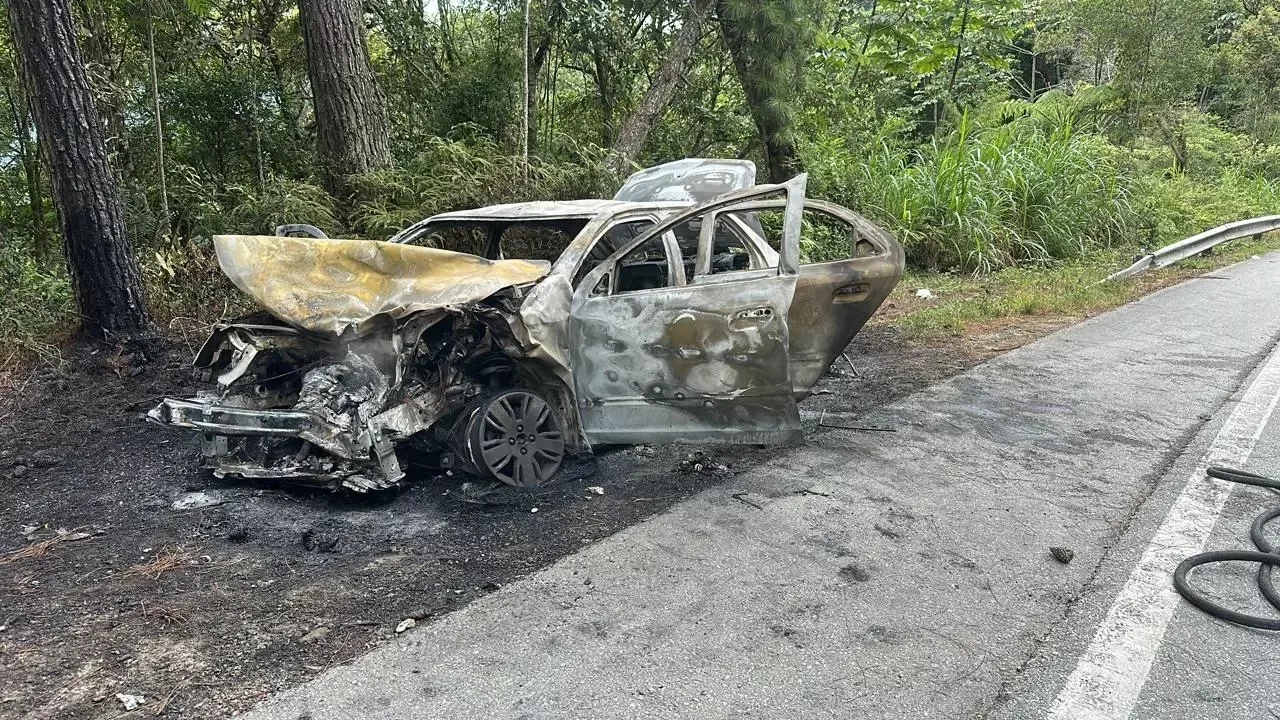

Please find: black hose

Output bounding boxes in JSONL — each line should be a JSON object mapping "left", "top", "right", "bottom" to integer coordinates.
{"left": 1172, "top": 466, "right": 1280, "bottom": 630}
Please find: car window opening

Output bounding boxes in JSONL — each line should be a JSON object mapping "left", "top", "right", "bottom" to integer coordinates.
{"left": 403, "top": 219, "right": 591, "bottom": 262}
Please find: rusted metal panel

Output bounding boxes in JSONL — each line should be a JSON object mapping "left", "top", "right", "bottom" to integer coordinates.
{"left": 787, "top": 201, "right": 906, "bottom": 396}
{"left": 566, "top": 176, "right": 808, "bottom": 445}
{"left": 214, "top": 234, "right": 549, "bottom": 336}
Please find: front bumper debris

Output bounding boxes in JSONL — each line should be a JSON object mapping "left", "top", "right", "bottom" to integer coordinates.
{"left": 148, "top": 398, "right": 312, "bottom": 438}
{"left": 147, "top": 396, "right": 405, "bottom": 493}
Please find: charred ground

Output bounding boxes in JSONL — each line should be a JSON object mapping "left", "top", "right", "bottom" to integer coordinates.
{"left": 0, "top": 321, "right": 1048, "bottom": 719}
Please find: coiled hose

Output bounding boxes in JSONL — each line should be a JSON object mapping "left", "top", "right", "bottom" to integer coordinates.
{"left": 1172, "top": 466, "right": 1280, "bottom": 630}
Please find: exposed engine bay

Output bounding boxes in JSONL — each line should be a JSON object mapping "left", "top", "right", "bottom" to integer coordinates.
{"left": 150, "top": 297, "right": 579, "bottom": 492}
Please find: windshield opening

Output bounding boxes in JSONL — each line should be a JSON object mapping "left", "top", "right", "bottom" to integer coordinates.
{"left": 396, "top": 218, "right": 591, "bottom": 261}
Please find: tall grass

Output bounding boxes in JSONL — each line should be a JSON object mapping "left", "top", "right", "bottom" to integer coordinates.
{"left": 0, "top": 246, "right": 73, "bottom": 359}
{"left": 809, "top": 96, "right": 1280, "bottom": 274}
{"left": 811, "top": 109, "right": 1138, "bottom": 273}
{"left": 348, "top": 134, "right": 617, "bottom": 240}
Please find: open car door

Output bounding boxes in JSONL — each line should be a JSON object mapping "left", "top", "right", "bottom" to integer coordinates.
{"left": 568, "top": 176, "right": 807, "bottom": 446}
{"left": 788, "top": 201, "right": 905, "bottom": 396}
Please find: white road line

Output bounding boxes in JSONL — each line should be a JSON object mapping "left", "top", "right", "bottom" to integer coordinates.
{"left": 1047, "top": 339, "right": 1280, "bottom": 720}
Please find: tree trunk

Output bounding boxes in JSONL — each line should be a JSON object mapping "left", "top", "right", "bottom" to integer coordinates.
{"left": 716, "top": 0, "right": 803, "bottom": 183}
{"left": 946, "top": 0, "right": 972, "bottom": 97}
{"left": 6, "top": 0, "right": 149, "bottom": 340}
{"left": 590, "top": 47, "right": 616, "bottom": 147}
{"left": 846, "top": 0, "right": 879, "bottom": 88}
{"left": 298, "top": 0, "right": 393, "bottom": 201}
{"left": 608, "top": 0, "right": 714, "bottom": 173}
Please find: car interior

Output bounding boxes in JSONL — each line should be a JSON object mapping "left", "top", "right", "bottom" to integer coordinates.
{"left": 407, "top": 208, "right": 800, "bottom": 298}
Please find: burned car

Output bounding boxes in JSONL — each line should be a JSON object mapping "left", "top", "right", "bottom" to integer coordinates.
{"left": 148, "top": 162, "right": 904, "bottom": 492}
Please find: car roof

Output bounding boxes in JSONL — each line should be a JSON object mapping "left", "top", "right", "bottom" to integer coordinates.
{"left": 425, "top": 199, "right": 690, "bottom": 223}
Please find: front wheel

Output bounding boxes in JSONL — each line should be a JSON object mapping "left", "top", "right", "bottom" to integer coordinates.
{"left": 464, "top": 389, "right": 565, "bottom": 487}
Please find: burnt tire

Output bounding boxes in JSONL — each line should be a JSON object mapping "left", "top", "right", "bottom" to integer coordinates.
{"left": 464, "top": 389, "right": 565, "bottom": 487}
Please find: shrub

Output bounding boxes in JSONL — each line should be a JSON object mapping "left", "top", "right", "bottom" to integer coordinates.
{"left": 348, "top": 133, "right": 617, "bottom": 240}
{"left": 0, "top": 245, "right": 74, "bottom": 358}
{"left": 224, "top": 177, "right": 338, "bottom": 237}
{"left": 1135, "top": 170, "right": 1280, "bottom": 246}
{"left": 808, "top": 109, "right": 1138, "bottom": 273}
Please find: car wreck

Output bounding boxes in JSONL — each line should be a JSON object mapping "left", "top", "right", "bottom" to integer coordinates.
{"left": 148, "top": 161, "right": 905, "bottom": 492}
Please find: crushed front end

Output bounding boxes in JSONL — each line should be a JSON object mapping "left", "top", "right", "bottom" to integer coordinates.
{"left": 149, "top": 315, "right": 408, "bottom": 491}
{"left": 149, "top": 299, "right": 573, "bottom": 492}
{"left": 148, "top": 234, "right": 579, "bottom": 493}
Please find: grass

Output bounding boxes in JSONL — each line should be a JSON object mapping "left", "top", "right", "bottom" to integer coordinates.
{"left": 809, "top": 104, "right": 1141, "bottom": 274}
{"left": 881, "top": 232, "right": 1280, "bottom": 339}
{"left": 120, "top": 546, "right": 199, "bottom": 581}
{"left": 0, "top": 536, "right": 65, "bottom": 565}
{"left": 0, "top": 528, "right": 93, "bottom": 565}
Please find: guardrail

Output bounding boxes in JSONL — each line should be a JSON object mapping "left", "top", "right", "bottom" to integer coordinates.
{"left": 1105, "top": 215, "right": 1280, "bottom": 282}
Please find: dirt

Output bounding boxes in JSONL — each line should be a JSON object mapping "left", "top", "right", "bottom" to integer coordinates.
{"left": 0, "top": 321, "right": 1023, "bottom": 719}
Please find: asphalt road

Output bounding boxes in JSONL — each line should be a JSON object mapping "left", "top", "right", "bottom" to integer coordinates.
{"left": 241, "top": 252, "right": 1280, "bottom": 720}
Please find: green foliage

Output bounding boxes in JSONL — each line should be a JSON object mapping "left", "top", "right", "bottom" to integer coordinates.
{"left": 1043, "top": 0, "right": 1217, "bottom": 130}
{"left": 718, "top": 0, "right": 815, "bottom": 129}
{"left": 808, "top": 103, "right": 1138, "bottom": 272}
{"left": 983, "top": 85, "right": 1126, "bottom": 135}
{"left": 811, "top": 0, "right": 1027, "bottom": 111}
{"left": 348, "top": 134, "right": 617, "bottom": 240}
{"left": 1220, "top": 6, "right": 1280, "bottom": 141}
{"left": 371, "top": 3, "right": 525, "bottom": 148}
{"left": 1123, "top": 106, "right": 1276, "bottom": 177}
{"left": 0, "top": 246, "right": 74, "bottom": 357}
{"left": 1135, "top": 170, "right": 1280, "bottom": 245}
{"left": 225, "top": 177, "right": 339, "bottom": 236}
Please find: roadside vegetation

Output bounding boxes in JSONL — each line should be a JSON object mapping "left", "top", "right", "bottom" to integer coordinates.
{"left": 2, "top": 0, "right": 1280, "bottom": 363}
{"left": 887, "top": 232, "right": 1280, "bottom": 339}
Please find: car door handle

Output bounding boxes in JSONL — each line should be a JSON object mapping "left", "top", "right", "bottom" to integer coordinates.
{"left": 733, "top": 307, "right": 774, "bottom": 320}
{"left": 834, "top": 283, "right": 871, "bottom": 302}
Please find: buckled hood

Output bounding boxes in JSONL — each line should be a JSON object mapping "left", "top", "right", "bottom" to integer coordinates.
{"left": 213, "top": 234, "right": 551, "bottom": 336}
